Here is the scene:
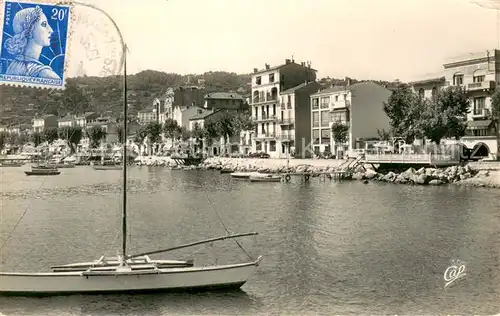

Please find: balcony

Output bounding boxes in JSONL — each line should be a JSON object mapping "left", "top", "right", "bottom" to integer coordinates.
{"left": 329, "top": 100, "right": 350, "bottom": 111}
{"left": 467, "top": 81, "right": 495, "bottom": 92}
{"left": 329, "top": 120, "right": 350, "bottom": 128}
{"left": 252, "top": 96, "right": 278, "bottom": 105}
{"left": 280, "top": 102, "right": 291, "bottom": 110}
{"left": 254, "top": 114, "right": 278, "bottom": 122}
{"left": 279, "top": 118, "right": 294, "bottom": 125}
{"left": 254, "top": 132, "right": 276, "bottom": 140}
{"left": 472, "top": 108, "right": 490, "bottom": 118}
{"left": 278, "top": 133, "right": 294, "bottom": 141}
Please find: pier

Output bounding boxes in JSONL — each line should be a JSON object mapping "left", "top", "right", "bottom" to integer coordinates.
{"left": 281, "top": 170, "right": 353, "bottom": 183}
{"left": 361, "top": 153, "right": 460, "bottom": 171}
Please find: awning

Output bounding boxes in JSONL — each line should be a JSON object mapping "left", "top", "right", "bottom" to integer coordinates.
{"left": 467, "top": 120, "right": 492, "bottom": 130}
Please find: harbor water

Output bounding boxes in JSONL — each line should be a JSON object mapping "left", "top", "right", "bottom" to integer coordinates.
{"left": 0, "top": 166, "right": 499, "bottom": 315}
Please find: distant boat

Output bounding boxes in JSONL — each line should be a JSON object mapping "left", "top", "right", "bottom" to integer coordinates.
{"left": 92, "top": 161, "right": 122, "bottom": 170}
{"left": 230, "top": 172, "right": 260, "bottom": 179}
{"left": 0, "top": 161, "right": 24, "bottom": 167}
{"left": 25, "top": 167, "right": 61, "bottom": 176}
{"left": 249, "top": 174, "right": 281, "bottom": 183}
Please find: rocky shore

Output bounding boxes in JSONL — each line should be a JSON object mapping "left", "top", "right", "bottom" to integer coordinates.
{"left": 200, "top": 157, "right": 344, "bottom": 174}
{"left": 133, "top": 156, "right": 500, "bottom": 188}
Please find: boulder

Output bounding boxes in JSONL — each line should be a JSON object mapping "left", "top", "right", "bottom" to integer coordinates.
{"left": 364, "top": 169, "right": 378, "bottom": 179}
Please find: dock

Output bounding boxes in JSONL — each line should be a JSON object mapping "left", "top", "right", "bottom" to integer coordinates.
{"left": 361, "top": 153, "right": 460, "bottom": 170}
{"left": 281, "top": 170, "right": 353, "bottom": 183}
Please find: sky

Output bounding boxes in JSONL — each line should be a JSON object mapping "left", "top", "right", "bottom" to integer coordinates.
{"left": 68, "top": 0, "right": 499, "bottom": 82}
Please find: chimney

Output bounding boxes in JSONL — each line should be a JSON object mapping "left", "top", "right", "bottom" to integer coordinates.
{"left": 253, "top": 68, "right": 258, "bottom": 73}
{"left": 285, "top": 59, "right": 291, "bottom": 64}
{"left": 301, "top": 62, "right": 305, "bottom": 66}
{"left": 345, "top": 77, "right": 351, "bottom": 86}
{"left": 265, "top": 63, "right": 270, "bottom": 70}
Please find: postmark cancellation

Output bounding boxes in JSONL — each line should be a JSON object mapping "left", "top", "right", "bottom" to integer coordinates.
{"left": 0, "top": 0, "right": 72, "bottom": 89}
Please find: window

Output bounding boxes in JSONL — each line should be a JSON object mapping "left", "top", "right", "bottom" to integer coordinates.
{"left": 331, "top": 112, "right": 346, "bottom": 123}
{"left": 473, "top": 75, "right": 485, "bottom": 83}
{"left": 256, "top": 76, "right": 261, "bottom": 85}
{"left": 270, "top": 141, "right": 276, "bottom": 152}
{"left": 312, "top": 98, "right": 319, "bottom": 110}
{"left": 473, "top": 129, "right": 488, "bottom": 137}
{"left": 431, "top": 87, "right": 437, "bottom": 99}
{"left": 312, "top": 112, "right": 320, "bottom": 127}
{"left": 269, "top": 74, "right": 274, "bottom": 83}
{"left": 453, "top": 74, "right": 464, "bottom": 86}
{"left": 287, "top": 95, "right": 292, "bottom": 109}
{"left": 313, "top": 129, "right": 320, "bottom": 144}
{"left": 343, "top": 94, "right": 347, "bottom": 101}
{"left": 473, "top": 97, "right": 486, "bottom": 115}
{"left": 321, "top": 129, "right": 330, "bottom": 144}
{"left": 320, "top": 111, "right": 330, "bottom": 127}
{"left": 335, "top": 95, "right": 339, "bottom": 102}
{"left": 320, "top": 97, "right": 330, "bottom": 109}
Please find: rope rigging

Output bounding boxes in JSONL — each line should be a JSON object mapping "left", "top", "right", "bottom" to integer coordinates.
{"left": 203, "top": 191, "right": 254, "bottom": 261}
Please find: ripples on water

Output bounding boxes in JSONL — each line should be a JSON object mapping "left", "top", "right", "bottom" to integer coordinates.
{"left": 0, "top": 166, "right": 499, "bottom": 315}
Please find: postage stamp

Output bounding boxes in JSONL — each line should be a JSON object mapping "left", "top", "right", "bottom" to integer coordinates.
{"left": 0, "top": 0, "right": 72, "bottom": 89}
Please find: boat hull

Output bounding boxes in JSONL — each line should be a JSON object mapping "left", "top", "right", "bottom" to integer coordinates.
{"left": 92, "top": 166, "right": 122, "bottom": 170}
{"left": 249, "top": 176, "right": 281, "bottom": 183}
{"left": 230, "top": 172, "right": 259, "bottom": 179}
{"left": 25, "top": 171, "right": 61, "bottom": 176}
{"left": 0, "top": 260, "right": 260, "bottom": 296}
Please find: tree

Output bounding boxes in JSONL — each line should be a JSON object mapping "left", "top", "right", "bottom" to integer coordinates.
{"left": 58, "top": 126, "right": 83, "bottom": 153}
{"left": 116, "top": 124, "right": 124, "bottom": 144}
{"left": 191, "top": 122, "right": 204, "bottom": 153}
{"left": 30, "top": 132, "right": 43, "bottom": 147}
{"left": 383, "top": 84, "right": 424, "bottom": 144}
{"left": 179, "top": 126, "right": 191, "bottom": 141}
{"left": 233, "top": 110, "right": 256, "bottom": 132}
{"left": 6, "top": 132, "right": 20, "bottom": 147}
{"left": 162, "top": 118, "right": 180, "bottom": 140}
{"left": 214, "top": 111, "right": 239, "bottom": 154}
{"left": 42, "top": 128, "right": 59, "bottom": 145}
{"left": 144, "top": 122, "right": 162, "bottom": 154}
{"left": 377, "top": 128, "right": 391, "bottom": 141}
{"left": 0, "top": 132, "right": 7, "bottom": 151}
{"left": 491, "top": 90, "right": 500, "bottom": 156}
{"left": 86, "top": 125, "right": 107, "bottom": 148}
{"left": 331, "top": 121, "right": 349, "bottom": 158}
{"left": 420, "top": 86, "right": 469, "bottom": 144}
{"left": 202, "top": 121, "right": 219, "bottom": 151}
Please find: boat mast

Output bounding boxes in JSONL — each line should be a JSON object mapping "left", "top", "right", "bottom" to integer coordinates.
{"left": 122, "top": 45, "right": 128, "bottom": 258}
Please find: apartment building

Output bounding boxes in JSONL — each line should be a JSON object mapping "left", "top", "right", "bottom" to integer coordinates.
{"left": 249, "top": 58, "right": 317, "bottom": 158}
{"left": 443, "top": 49, "right": 499, "bottom": 156}
{"left": 310, "top": 81, "right": 391, "bottom": 157}
{"left": 411, "top": 49, "right": 499, "bottom": 157}
{"left": 278, "top": 81, "right": 321, "bottom": 157}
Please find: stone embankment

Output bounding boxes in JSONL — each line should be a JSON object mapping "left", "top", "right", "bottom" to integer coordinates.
{"left": 133, "top": 156, "right": 500, "bottom": 188}
{"left": 200, "top": 157, "right": 344, "bottom": 174}
{"left": 347, "top": 163, "right": 500, "bottom": 188}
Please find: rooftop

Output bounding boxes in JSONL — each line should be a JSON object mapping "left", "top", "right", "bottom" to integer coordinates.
{"left": 205, "top": 92, "right": 243, "bottom": 100}
{"left": 252, "top": 59, "right": 317, "bottom": 75}
{"left": 280, "top": 81, "right": 318, "bottom": 95}
{"left": 190, "top": 109, "right": 218, "bottom": 120}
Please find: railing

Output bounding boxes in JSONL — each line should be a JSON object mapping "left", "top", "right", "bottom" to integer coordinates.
{"left": 252, "top": 96, "right": 278, "bottom": 104}
{"left": 254, "top": 115, "right": 277, "bottom": 121}
{"left": 363, "top": 153, "right": 459, "bottom": 165}
{"left": 254, "top": 133, "right": 276, "bottom": 139}
{"left": 467, "top": 81, "right": 495, "bottom": 91}
{"left": 279, "top": 118, "right": 294, "bottom": 125}
{"left": 277, "top": 133, "right": 294, "bottom": 140}
{"left": 329, "top": 100, "right": 350, "bottom": 110}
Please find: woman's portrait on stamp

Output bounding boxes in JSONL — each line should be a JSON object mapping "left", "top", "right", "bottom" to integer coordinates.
{"left": 0, "top": 1, "right": 70, "bottom": 86}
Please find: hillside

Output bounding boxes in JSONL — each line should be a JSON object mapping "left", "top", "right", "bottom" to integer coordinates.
{"left": 0, "top": 70, "right": 396, "bottom": 126}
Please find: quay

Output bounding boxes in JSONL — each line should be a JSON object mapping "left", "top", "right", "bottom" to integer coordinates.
{"left": 361, "top": 153, "right": 460, "bottom": 171}
{"left": 281, "top": 170, "right": 352, "bottom": 183}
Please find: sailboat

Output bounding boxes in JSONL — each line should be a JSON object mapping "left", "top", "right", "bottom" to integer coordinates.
{"left": 0, "top": 47, "right": 261, "bottom": 296}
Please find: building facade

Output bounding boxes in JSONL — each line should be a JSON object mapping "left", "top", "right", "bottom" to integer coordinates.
{"left": 310, "top": 81, "right": 391, "bottom": 157}
{"left": 249, "top": 58, "right": 317, "bottom": 158}
{"left": 279, "top": 81, "right": 322, "bottom": 157}
{"left": 32, "top": 115, "right": 58, "bottom": 132}
{"left": 442, "top": 49, "right": 499, "bottom": 157}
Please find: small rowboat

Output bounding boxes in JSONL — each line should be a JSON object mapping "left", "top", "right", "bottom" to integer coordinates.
{"left": 249, "top": 174, "right": 281, "bottom": 183}
{"left": 230, "top": 172, "right": 259, "bottom": 180}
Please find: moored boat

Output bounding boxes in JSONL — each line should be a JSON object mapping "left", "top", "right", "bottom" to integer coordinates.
{"left": 0, "top": 42, "right": 261, "bottom": 296}
{"left": 230, "top": 172, "right": 260, "bottom": 179}
{"left": 249, "top": 174, "right": 282, "bottom": 183}
{"left": 25, "top": 168, "right": 61, "bottom": 176}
